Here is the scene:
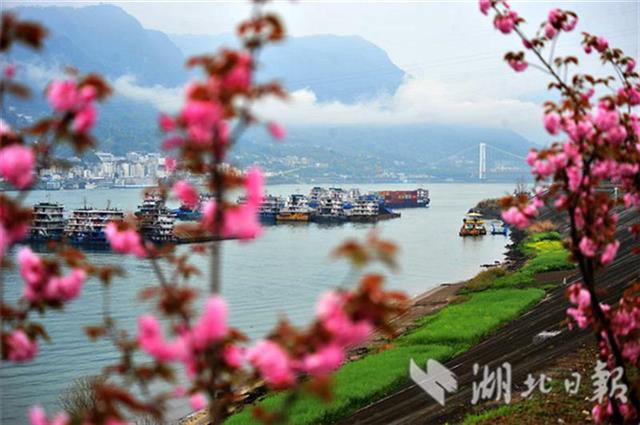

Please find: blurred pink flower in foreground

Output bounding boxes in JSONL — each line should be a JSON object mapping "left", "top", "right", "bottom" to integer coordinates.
{"left": 0, "top": 144, "right": 35, "bottom": 189}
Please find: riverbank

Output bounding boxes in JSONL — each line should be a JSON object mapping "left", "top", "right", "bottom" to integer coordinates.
{"left": 219, "top": 225, "right": 575, "bottom": 424}
{"left": 340, "top": 207, "right": 638, "bottom": 424}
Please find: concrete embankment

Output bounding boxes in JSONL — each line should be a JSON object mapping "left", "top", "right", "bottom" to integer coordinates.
{"left": 340, "top": 208, "right": 639, "bottom": 425}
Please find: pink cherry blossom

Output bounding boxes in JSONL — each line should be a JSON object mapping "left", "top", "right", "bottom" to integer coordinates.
{"left": 600, "top": 240, "right": 620, "bottom": 265}
{"left": 622, "top": 340, "right": 640, "bottom": 364}
{"left": 502, "top": 206, "right": 530, "bottom": 229}
{"left": 44, "top": 269, "right": 86, "bottom": 302}
{"left": 246, "top": 340, "right": 295, "bottom": 388}
{"left": 181, "top": 100, "right": 223, "bottom": 143}
{"left": 593, "top": 105, "right": 619, "bottom": 132}
{"left": 191, "top": 296, "right": 228, "bottom": 349}
{"left": 18, "top": 247, "right": 45, "bottom": 286}
{"left": 0, "top": 144, "right": 36, "bottom": 189}
{"left": 7, "top": 329, "right": 38, "bottom": 362}
{"left": 28, "top": 406, "right": 69, "bottom": 425}
{"left": 525, "top": 150, "right": 538, "bottom": 166}
{"left": 566, "top": 166, "right": 582, "bottom": 191}
{"left": 137, "top": 315, "right": 187, "bottom": 362}
{"left": 494, "top": 11, "right": 518, "bottom": 34}
{"left": 223, "top": 344, "right": 244, "bottom": 368}
{"left": 190, "top": 393, "right": 207, "bottom": 411}
{"left": 72, "top": 104, "right": 97, "bottom": 134}
{"left": 158, "top": 113, "right": 176, "bottom": 132}
{"left": 578, "top": 236, "right": 597, "bottom": 257}
{"left": 567, "top": 307, "right": 588, "bottom": 329}
{"left": 222, "top": 205, "right": 262, "bottom": 240}
{"left": 604, "top": 124, "right": 627, "bottom": 145}
{"left": 561, "top": 15, "right": 577, "bottom": 32}
{"left": 47, "top": 80, "right": 79, "bottom": 111}
{"left": 173, "top": 180, "right": 199, "bottom": 209}
{"left": 544, "top": 23, "right": 557, "bottom": 39}
{"left": 316, "top": 292, "right": 373, "bottom": 347}
{"left": 104, "top": 222, "right": 147, "bottom": 257}
{"left": 507, "top": 58, "right": 528, "bottom": 72}
{"left": 245, "top": 166, "right": 264, "bottom": 205}
{"left": 222, "top": 54, "right": 252, "bottom": 91}
{"left": 268, "top": 122, "right": 286, "bottom": 141}
{"left": 479, "top": 0, "right": 491, "bottom": 15}
{"left": 543, "top": 112, "right": 561, "bottom": 135}
{"left": 591, "top": 401, "right": 612, "bottom": 423}
{"left": 626, "top": 58, "right": 636, "bottom": 73}
{"left": 595, "top": 36, "right": 608, "bottom": 53}
{"left": 301, "top": 344, "right": 345, "bottom": 376}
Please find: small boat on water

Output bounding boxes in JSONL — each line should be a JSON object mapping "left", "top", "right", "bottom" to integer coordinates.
{"left": 459, "top": 212, "right": 487, "bottom": 237}
{"left": 30, "top": 202, "right": 65, "bottom": 242}
{"left": 490, "top": 220, "right": 509, "bottom": 235}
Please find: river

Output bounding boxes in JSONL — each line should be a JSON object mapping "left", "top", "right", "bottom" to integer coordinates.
{"left": 1, "top": 182, "right": 515, "bottom": 423}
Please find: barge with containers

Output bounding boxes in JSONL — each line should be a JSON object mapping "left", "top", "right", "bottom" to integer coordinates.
{"left": 376, "top": 189, "right": 430, "bottom": 208}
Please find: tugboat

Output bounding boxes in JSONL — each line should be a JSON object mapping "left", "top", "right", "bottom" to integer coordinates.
{"left": 65, "top": 202, "right": 125, "bottom": 246}
{"left": 276, "top": 194, "right": 311, "bottom": 222}
{"left": 459, "top": 213, "right": 487, "bottom": 237}
{"left": 136, "top": 192, "right": 176, "bottom": 243}
{"left": 30, "top": 202, "right": 65, "bottom": 242}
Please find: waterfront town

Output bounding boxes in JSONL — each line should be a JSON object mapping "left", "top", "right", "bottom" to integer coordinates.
{"left": 31, "top": 151, "right": 174, "bottom": 190}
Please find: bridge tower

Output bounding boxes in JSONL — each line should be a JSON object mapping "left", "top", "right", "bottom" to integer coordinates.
{"left": 478, "top": 143, "right": 487, "bottom": 180}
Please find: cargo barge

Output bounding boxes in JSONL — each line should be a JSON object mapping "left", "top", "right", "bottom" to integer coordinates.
{"left": 377, "top": 189, "right": 430, "bottom": 208}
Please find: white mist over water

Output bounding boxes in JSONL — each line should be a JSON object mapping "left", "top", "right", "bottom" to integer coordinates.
{"left": 1, "top": 182, "right": 515, "bottom": 423}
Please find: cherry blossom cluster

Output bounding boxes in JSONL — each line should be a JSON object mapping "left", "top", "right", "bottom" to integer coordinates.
{"left": 104, "top": 222, "right": 147, "bottom": 258}
{"left": 1, "top": 247, "right": 88, "bottom": 363}
{"left": 1, "top": 6, "right": 413, "bottom": 424}
{"left": 200, "top": 166, "right": 264, "bottom": 240}
{"left": 133, "top": 261, "right": 407, "bottom": 414}
{"left": 480, "top": 2, "right": 639, "bottom": 421}
{"left": 566, "top": 282, "right": 640, "bottom": 423}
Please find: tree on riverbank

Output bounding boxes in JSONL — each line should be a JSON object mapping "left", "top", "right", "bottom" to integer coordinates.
{"left": 0, "top": 3, "right": 409, "bottom": 424}
{"left": 481, "top": 1, "right": 640, "bottom": 422}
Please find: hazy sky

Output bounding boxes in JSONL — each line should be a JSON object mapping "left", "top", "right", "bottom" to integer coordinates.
{"left": 5, "top": 1, "right": 640, "bottom": 143}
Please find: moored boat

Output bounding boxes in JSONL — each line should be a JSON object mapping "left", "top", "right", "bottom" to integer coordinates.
{"left": 30, "top": 202, "right": 65, "bottom": 242}
{"left": 64, "top": 204, "right": 124, "bottom": 246}
{"left": 459, "top": 212, "right": 487, "bottom": 237}
{"left": 276, "top": 194, "right": 311, "bottom": 222}
{"left": 377, "top": 189, "right": 430, "bottom": 208}
{"left": 136, "top": 192, "right": 176, "bottom": 242}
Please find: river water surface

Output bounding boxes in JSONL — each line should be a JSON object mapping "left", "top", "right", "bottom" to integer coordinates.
{"left": 1, "top": 183, "right": 515, "bottom": 423}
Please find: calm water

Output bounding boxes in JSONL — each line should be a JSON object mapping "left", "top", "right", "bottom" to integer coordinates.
{"left": 1, "top": 183, "right": 514, "bottom": 423}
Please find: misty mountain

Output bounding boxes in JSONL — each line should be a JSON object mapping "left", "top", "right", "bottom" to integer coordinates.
{"left": 11, "top": 4, "right": 186, "bottom": 86}
{"left": 170, "top": 33, "right": 406, "bottom": 102}
{"left": 4, "top": 4, "right": 534, "bottom": 180}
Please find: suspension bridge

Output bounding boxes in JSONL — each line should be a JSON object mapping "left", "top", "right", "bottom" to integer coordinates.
{"left": 430, "top": 143, "right": 529, "bottom": 180}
